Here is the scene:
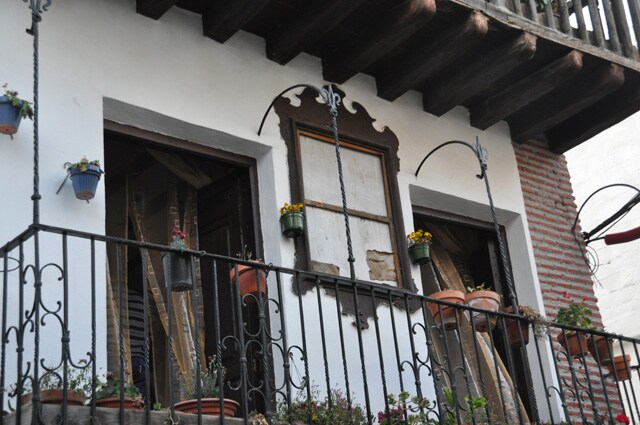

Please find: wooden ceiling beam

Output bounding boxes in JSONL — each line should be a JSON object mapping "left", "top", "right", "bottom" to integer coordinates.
{"left": 136, "top": 0, "right": 178, "bottom": 20}
{"left": 322, "top": 0, "right": 436, "bottom": 84}
{"left": 423, "top": 33, "right": 537, "bottom": 116}
{"left": 376, "top": 11, "right": 489, "bottom": 102}
{"left": 546, "top": 81, "right": 640, "bottom": 153}
{"left": 470, "top": 50, "right": 583, "bottom": 130}
{"left": 266, "top": 0, "right": 367, "bottom": 65}
{"left": 202, "top": 0, "right": 272, "bottom": 44}
{"left": 509, "top": 63, "right": 625, "bottom": 143}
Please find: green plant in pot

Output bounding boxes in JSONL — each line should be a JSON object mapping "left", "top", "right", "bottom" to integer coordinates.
{"left": 407, "top": 229, "right": 432, "bottom": 265}
{"left": 465, "top": 283, "right": 501, "bottom": 332}
{"left": 376, "top": 391, "right": 433, "bottom": 424}
{"left": 175, "top": 356, "right": 239, "bottom": 417}
{"left": 95, "top": 371, "right": 143, "bottom": 409}
{"left": 18, "top": 366, "right": 91, "bottom": 407}
{"left": 0, "top": 84, "right": 33, "bottom": 136}
{"left": 162, "top": 227, "right": 194, "bottom": 292}
{"left": 501, "top": 305, "right": 550, "bottom": 347}
{"left": 64, "top": 157, "right": 104, "bottom": 201}
{"left": 280, "top": 202, "right": 305, "bottom": 238}
{"left": 555, "top": 292, "right": 596, "bottom": 357}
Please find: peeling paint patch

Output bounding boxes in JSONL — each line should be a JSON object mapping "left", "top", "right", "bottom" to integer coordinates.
{"left": 311, "top": 260, "right": 340, "bottom": 276}
{"left": 366, "top": 250, "right": 396, "bottom": 281}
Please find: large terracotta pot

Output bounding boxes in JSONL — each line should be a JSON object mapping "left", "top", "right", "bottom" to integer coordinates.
{"left": 556, "top": 331, "right": 589, "bottom": 357}
{"left": 95, "top": 397, "right": 144, "bottom": 409}
{"left": 609, "top": 354, "right": 632, "bottom": 381}
{"left": 174, "top": 398, "right": 240, "bottom": 417}
{"left": 502, "top": 306, "right": 529, "bottom": 347}
{"left": 427, "top": 290, "right": 465, "bottom": 330}
{"left": 230, "top": 264, "right": 267, "bottom": 302}
{"left": 587, "top": 335, "right": 614, "bottom": 366}
{"left": 465, "top": 290, "right": 501, "bottom": 332}
{"left": 21, "top": 389, "right": 85, "bottom": 406}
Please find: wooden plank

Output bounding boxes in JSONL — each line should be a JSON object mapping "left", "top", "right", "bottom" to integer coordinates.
{"left": 509, "top": 63, "right": 625, "bottom": 143}
{"left": 266, "top": 0, "right": 366, "bottom": 65}
{"left": 202, "top": 0, "right": 272, "bottom": 43}
{"left": 546, "top": 82, "right": 640, "bottom": 152}
{"left": 136, "top": 0, "right": 178, "bottom": 20}
{"left": 446, "top": 0, "right": 640, "bottom": 72}
{"left": 470, "top": 50, "right": 583, "bottom": 130}
{"left": 376, "top": 11, "right": 489, "bottom": 102}
{"left": 322, "top": 0, "right": 436, "bottom": 84}
{"left": 423, "top": 33, "right": 537, "bottom": 116}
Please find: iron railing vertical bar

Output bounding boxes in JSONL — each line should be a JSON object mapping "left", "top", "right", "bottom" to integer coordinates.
{"left": 255, "top": 263, "right": 271, "bottom": 421}
{"left": 90, "top": 238, "right": 97, "bottom": 421}
{"left": 140, "top": 250, "right": 150, "bottom": 425}
{"left": 454, "top": 311, "right": 476, "bottom": 424}
{"left": 189, "top": 256, "right": 203, "bottom": 425}
{"left": 435, "top": 303, "right": 459, "bottom": 423}
{"left": 419, "top": 299, "right": 442, "bottom": 416}
{"left": 589, "top": 334, "right": 614, "bottom": 422}
{"left": 558, "top": 330, "right": 587, "bottom": 421}
{"left": 166, "top": 249, "right": 176, "bottom": 423}
{"left": 61, "top": 233, "right": 69, "bottom": 424}
{"left": 633, "top": 342, "right": 640, "bottom": 418}
{"left": 546, "top": 332, "right": 571, "bottom": 420}
{"left": 0, "top": 253, "right": 8, "bottom": 425}
{"left": 370, "top": 286, "right": 389, "bottom": 422}
{"left": 575, "top": 332, "right": 599, "bottom": 421}
{"left": 313, "top": 276, "right": 332, "bottom": 412}
{"left": 494, "top": 315, "right": 512, "bottom": 421}
{"left": 232, "top": 262, "right": 249, "bottom": 421}
{"left": 350, "top": 282, "right": 372, "bottom": 422}
{"left": 531, "top": 333, "right": 556, "bottom": 423}
{"left": 619, "top": 341, "right": 640, "bottom": 418}
{"left": 292, "top": 271, "right": 312, "bottom": 423}
{"left": 388, "top": 291, "right": 405, "bottom": 396}
{"left": 116, "top": 243, "right": 125, "bottom": 425}
{"left": 505, "top": 315, "right": 526, "bottom": 425}
{"left": 16, "top": 241, "right": 25, "bottom": 425}
{"left": 468, "top": 312, "right": 491, "bottom": 424}
{"left": 274, "top": 270, "right": 292, "bottom": 420}
{"left": 333, "top": 279, "right": 353, "bottom": 415}
{"left": 212, "top": 260, "right": 225, "bottom": 422}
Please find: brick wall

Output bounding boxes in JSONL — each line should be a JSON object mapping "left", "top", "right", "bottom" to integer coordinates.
{"left": 513, "top": 139, "right": 621, "bottom": 422}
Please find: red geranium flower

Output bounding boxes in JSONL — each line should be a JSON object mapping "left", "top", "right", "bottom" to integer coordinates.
{"left": 615, "top": 413, "right": 630, "bottom": 424}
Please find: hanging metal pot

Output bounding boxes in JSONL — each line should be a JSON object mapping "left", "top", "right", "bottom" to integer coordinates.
{"left": 162, "top": 251, "right": 193, "bottom": 292}
{"left": 69, "top": 164, "right": 103, "bottom": 200}
{"left": 280, "top": 211, "right": 305, "bottom": 238}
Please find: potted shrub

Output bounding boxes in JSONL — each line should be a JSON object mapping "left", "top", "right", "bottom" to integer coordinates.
{"left": 502, "top": 305, "right": 550, "bottom": 347}
{"left": 272, "top": 386, "right": 369, "bottom": 424}
{"left": 230, "top": 245, "right": 267, "bottom": 302}
{"left": 64, "top": 157, "right": 104, "bottom": 201}
{"left": 407, "top": 229, "right": 432, "bottom": 265}
{"left": 280, "top": 202, "right": 305, "bottom": 238}
{"left": 175, "top": 356, "right": 239, "bottom": 417}
{"left": 0, "top": 84, "right": 33, "bottom": 135}
{"left": 464, "top": 283, "right": 501, "bottom": 332}
{"left": 19, "top": 367, "right": 91, "bottom": 406}
{"left": 377, "top": 391, "right": 432, "bottom": 424}
{"left": 162, "top": 227, "right": 193, "bottom": 292}
{"left": 95, "top": 371, "right": 143, "bottom": 409}
{"left": 427, "top": 289, "right": 465, "bottom": 330}
{"left": 555, "top": 293, "right": 595, "bottom": 357}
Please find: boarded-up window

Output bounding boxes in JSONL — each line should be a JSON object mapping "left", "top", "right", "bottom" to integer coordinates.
{"left": 298, "top": 131, "right": 401, "bottom": 285}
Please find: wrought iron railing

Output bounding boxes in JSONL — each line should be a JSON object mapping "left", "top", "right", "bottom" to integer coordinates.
{"left": 1, "top": 224, "right": 639, "bottom": 424}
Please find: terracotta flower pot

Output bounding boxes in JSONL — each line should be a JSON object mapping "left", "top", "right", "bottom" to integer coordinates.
{"left": 427, "top": 290, "right": 465, "bottom": 330}
{"left": 95, "top": 397, "right": 144, "bottom": 409}
{"left": 21, "top": 389, "right": 85, "bottom": 406}
{"left": 174, "top": 398, "right": 240, "bottom": 417}
{"left": 230, "top": 264, "right": 267, "bottom": 302}
{"left": 465, "top": 290, "right": 501, "bottom": 332}
{"left": 556, "top": 331, "right": 589, "bottom": 357}
{"left": 609, "top": 354, "right": 632, "bottom": 381}
{"left": 587, "top": 335, "right": 614, "bottom": 366}
{"left": 502, "top": 306, "right": 529, "bottom": 347}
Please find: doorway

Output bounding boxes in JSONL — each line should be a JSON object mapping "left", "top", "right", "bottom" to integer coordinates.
{"left": 104, "top": 127, "right": 265, "bottom": 413}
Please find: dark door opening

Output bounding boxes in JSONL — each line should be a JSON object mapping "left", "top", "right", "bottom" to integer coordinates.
{"left": 104, "top": 128, "right": 265, "bottom": 414}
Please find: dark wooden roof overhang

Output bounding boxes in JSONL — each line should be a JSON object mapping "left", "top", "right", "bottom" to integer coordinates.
{"left": 136, "top": 0, "right": 640, "bottom": 153}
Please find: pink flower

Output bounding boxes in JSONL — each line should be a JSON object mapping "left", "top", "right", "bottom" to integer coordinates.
{"left": 562, "top": 291, "right": 570, "bottom": 299}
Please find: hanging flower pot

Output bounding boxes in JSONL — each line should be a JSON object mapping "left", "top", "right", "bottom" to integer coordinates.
{"left": 65, "top": 157, "right": 103, "bottom": 201}
{"left": 556, "top": 331, "right": 590, "bottom": 357}
{"left": 230, "top": 264, "right": 267, "bottom": 302}
{"left": 163, "top": 228, "right": 193, "bottom": 292}
{"left": 608, "top": 354, "right": 632, "bottom": 381}
{"left": 280, "top": 202, "right": 305, "bottom": 238}
{"left": 465, "top": 284, "right": 501, "bottom": 332}
{"left": 407, "top": 229, "right": 432, "bottom": 265}
{"left": 0, "top": 84, "right": 33, "bottom": 135}
{"left": 588, "top": 335, "right": 614, "bottom": 366}
{"left": 427, "top": 290, "right": 465, "bottom": 330}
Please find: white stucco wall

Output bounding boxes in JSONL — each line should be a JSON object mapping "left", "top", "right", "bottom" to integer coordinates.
{"left": 566, "top": 113, "right": 640, "bottom": 341}
{"left": 0, "top": 0, "right": 552, "bottom": 416}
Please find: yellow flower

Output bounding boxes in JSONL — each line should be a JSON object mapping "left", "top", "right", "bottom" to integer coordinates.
{"left": 280, "top": 202, "right": 304, "bottom": 215}
{"left": 407, "top": 229, "right": 432, "bottom": 244}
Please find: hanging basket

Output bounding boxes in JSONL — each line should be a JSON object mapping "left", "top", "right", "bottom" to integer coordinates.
{"left": 0, "top": 96, "right": 23, "bottom": 135}
{"left": 162, "top": 252, "right": 194, "bottom": 292}
{"left": 280, "top": 211, "right": 305, "bottom": 238}
{"left": 69, "top": 164, "right": 103, "bottom": 200}
{"left": 230, "top": 264, "right": 267, "bottom": 302}
{"left": 409, "top": 242, "right": 431, "bottom": 265}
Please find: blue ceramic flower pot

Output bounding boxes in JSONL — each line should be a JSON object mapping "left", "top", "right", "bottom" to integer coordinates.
{"left": 69, "top": 164, "right": 103, "bottom": 200}
{"left": 0, "top": 96, "right": 22, "bottom": 135}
